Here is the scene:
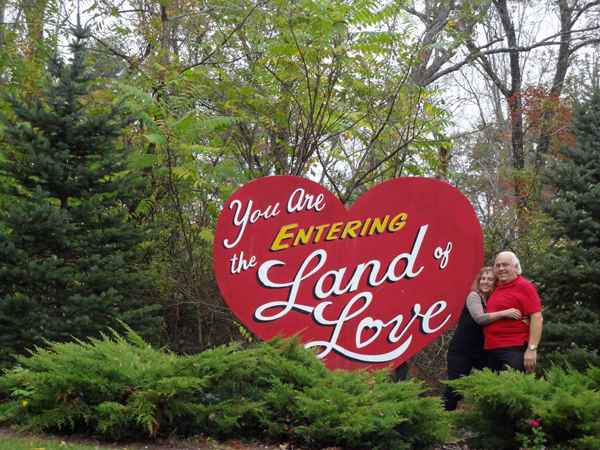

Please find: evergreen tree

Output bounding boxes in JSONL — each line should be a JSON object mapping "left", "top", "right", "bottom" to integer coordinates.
{"left": 0, "top": 26, "right": 160, "bottom": 368}
{"left": 533, "top": 88, "right": 600, "bottom": 370}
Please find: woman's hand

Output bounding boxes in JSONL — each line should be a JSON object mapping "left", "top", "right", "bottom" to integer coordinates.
{"left": 502, "top": 308, "right": 522, "bottom": 320}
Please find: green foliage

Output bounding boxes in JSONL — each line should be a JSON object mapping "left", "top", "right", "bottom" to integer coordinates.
{"left": 448, "top": 367, "right": 600, "bottom": 450}
{"left": 101, "top": 61, "right": 253, "bottom": 354}
{"left": 532, "top": 88, "right": 600, "bottom": 370}
{"left": 0, "top": 329, "right": 449, "bottom": 449}
{"left": 219, "top": 0, "right": 451, "bottom": 198}
{"left": 518, "top": 419, "right": 549, "bottom": 450}
{"left": 0, "top": 26, "right": 160, "bottom": 368}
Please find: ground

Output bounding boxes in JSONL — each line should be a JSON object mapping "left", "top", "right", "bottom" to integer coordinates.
{"left": 0, "top": 427, "right": 471, "bottom": 450}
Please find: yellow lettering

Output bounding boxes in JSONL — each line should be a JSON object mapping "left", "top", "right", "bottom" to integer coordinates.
{"left": 388, "top": 213, "right": 407, "bottom": 232}
{"left": 313, "top": 224, "right": 330, "bottom": 243}
{"left": 325, "top": 222, "right": 344, "bottom": 241}
{"left": 360, "top": 218, "right": 372, "bottom": 236}
{"left": 293, "top": 226, "right": 314, "bottom": 246}
{"left": 341, "top": 220, "right": 362, "bottom": 239}
{"left": 369, "top": 216, "right": 390, "bottom": 235}
{"left": 271, "top": 224, "right": 297, "bottom": 251}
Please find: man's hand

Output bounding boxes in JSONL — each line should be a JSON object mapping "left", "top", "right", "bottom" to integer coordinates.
{"left": 524, "top": 349, "right": 537, "bottom": 372}
{"left": 525, "top": 312, "right": 543, "bottom": 372}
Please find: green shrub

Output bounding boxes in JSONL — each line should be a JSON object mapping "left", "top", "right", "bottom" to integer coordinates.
{"left": 0, "top": 325, "right": 449, "bottom": 449}
{"left": 261, "top": 358, "right": 448, "bottom": 450}
{"left": 0, "top": 325, "right": 214, "bottom": 440}
{"left": 448, "top": 366, "right": 600, "bottom": 450}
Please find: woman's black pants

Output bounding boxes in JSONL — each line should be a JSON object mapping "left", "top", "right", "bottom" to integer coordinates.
{"left": 443, "top": 353, "right": 486, "bottom": 411}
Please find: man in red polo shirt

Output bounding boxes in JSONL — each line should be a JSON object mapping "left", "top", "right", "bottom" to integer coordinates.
{"left": 484, "top": 252, "right": 543, "bottom": 372}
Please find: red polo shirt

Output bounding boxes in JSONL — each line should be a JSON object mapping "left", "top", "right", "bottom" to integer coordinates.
{"left": 484, "top": 275, "right": 542, "bottom": 350}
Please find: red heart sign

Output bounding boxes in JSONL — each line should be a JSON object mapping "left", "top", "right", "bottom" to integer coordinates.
{"left": 214, "top": 176, "right": 483, "bottom": 372}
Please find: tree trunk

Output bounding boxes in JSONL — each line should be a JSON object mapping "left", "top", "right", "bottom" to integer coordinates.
{"left": 435, "top": 146, "right": 451, "bottom": 182}
{"left": 0, "top": 0, "right": 7, "bottom": 46}
{"left": 161, "top": 5, "right": 170, "bottom": 67}
{"left": 535, "top": 0, "right": 574, "bottom": 168}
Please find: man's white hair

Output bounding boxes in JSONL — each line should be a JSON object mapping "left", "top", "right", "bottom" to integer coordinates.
{"left": 497, "top": 251, "right": 522, "bottom": 275}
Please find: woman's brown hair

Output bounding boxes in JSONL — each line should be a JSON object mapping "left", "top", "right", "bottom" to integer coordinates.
{"left": 470, "top": 266, "right": 497, "bottom": 295}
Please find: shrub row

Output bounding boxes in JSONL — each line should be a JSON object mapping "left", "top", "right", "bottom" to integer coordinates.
{"left": 0, "top": 326, "right": 448, "bottom": 449}
{"left": 2, "top": 326, "right": 600, "bottom": 450}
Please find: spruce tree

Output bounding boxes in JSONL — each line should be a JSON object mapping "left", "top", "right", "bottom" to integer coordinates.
{"left": 533, "top": 88, "right": 600, "bottom": 370}
{"left": 0, "top": 26, "right": 159, "bottom": 367}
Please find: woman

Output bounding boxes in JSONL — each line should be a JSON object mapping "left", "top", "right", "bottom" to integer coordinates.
{"left": 442, "top": 267, "right": 522, "bottom": 411}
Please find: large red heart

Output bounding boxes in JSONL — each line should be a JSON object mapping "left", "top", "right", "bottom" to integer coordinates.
{"left": 214, "top": 176, "right": 483, "bottom": 372}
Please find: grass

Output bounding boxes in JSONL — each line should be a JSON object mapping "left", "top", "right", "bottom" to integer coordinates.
{"left": 0, "top": 436, "right": 100, "bottom": 449}
{"left": 0, "top": 432, "right": 253, "bottom": 450}
{"left": 0, "top": 435, "right": 149, "bottom": 450}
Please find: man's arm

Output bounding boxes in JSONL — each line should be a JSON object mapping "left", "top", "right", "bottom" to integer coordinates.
{"left": 524, "top": 312, "right": 543, "bottom": 372}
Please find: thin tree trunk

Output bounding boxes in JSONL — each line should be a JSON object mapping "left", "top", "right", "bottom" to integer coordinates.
{"left": 0, "top": 0, "right": 7, "bottom": 45}
{"left": 535, "top": 0, "right": 574, "bottom": 168}
{"left": 435, "top": 146, "right": 451, "bottom": 182}
{"left": 161, "top": 5, "right": 170, "bottom": 67}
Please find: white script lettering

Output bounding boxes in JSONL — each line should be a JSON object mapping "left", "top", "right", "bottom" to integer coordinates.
{"left": 253, "top": 225, "right": 452, "bottom": 362}
{"left": 230, "top": 251, "right": 257, "bottom": 274}
{"left": 223, "top": 199, "right": 280, "bottom": 249}
{"left": 287, "top": 188, "right": 325, "bottom": 213}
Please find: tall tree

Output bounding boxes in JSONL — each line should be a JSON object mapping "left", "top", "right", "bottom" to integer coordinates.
{"left": 0, "top": 26, "right": 160, "bottom": 367}
{"left": 532, "top": 88, "right": 600, "bottom": 370}
{"left": 208, "top": 0, "right": 451, "bottom": 203}
{"left": 405, "top": 0, "right": 600, "bottom": 187}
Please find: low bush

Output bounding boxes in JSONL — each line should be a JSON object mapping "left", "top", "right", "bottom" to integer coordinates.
{"left": 448, "top": 366, "right": 600, "bottom": 450}
{"left": 0, "top": 325, "right": 449, "bottom": 449}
